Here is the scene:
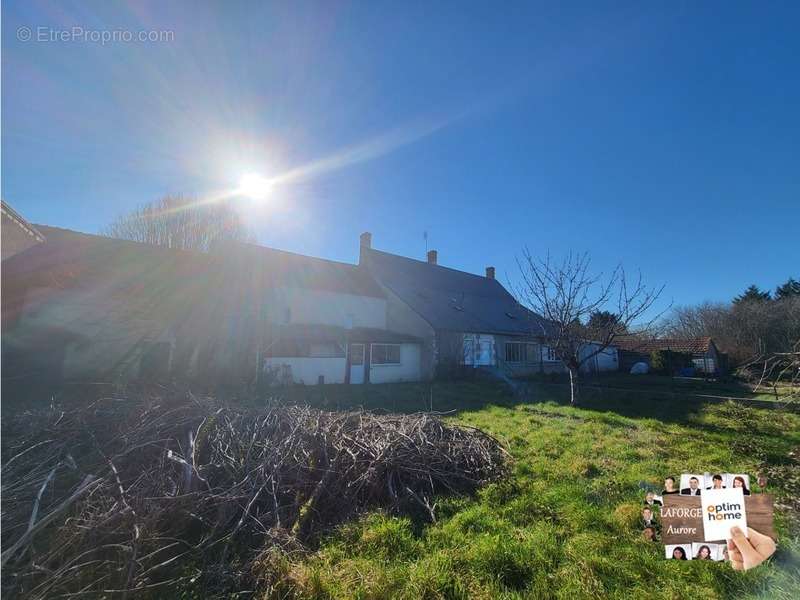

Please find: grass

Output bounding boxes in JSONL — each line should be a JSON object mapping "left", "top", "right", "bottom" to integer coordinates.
{"left": 593, "top": 373, "right": 798, "bottom": 403}
{"left": 254, "top": 381, "right": 800, "bottom": 600}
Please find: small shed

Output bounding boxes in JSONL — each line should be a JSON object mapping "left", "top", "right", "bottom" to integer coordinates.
{"left": 612, "top": 336, "right": 723, "bottom": 374}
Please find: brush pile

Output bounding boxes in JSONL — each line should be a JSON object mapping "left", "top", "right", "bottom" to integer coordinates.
{"left": 1, "top": 392, "right": 508, "bottom": 598}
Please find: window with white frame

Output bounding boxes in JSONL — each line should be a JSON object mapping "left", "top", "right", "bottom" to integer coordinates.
{"left": 371, "top": 343, "right": 401, "bottom": 365}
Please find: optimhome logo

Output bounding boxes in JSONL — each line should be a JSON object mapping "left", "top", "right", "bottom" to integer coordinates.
{"left": 701, "top": 488, "right": 747, "bottom": 541}
{"left": 706, "top": 501, "right": 743, "bottom": 521}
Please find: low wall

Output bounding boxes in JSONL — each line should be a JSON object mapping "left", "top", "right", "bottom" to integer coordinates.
{"left": 264, "top": 357, "right": 346, "bottom": 385}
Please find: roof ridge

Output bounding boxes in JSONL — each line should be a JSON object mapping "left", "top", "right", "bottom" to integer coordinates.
{"left": 233, "top": 241, "right": 362, "bottom": 270}
{"left": 33, "top": 224, "right": 214, "bottom": 259}
{"left": 365, "top": 247, "right": 496, "bottom": 281}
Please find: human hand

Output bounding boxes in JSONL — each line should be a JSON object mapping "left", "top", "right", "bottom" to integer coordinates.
{"left": 727, "top": 526, "right": 776, "bottom": 570}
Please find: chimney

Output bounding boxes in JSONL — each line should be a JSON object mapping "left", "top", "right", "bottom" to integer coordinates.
{"left": 427, "top": 250, "right": 438, "bottom": 265}
{"left": 359, "top": 231, "right": 372, "bottom": 264}
{"left": 486, "top": 266, "right": 495, "bottom": 279}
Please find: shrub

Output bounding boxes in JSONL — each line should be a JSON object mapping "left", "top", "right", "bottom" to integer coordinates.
{"left": 650, "top": 350, "right": 693, "bottom": 375}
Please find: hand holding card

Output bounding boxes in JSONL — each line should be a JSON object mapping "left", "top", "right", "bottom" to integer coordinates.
{"left": 727, "top": 527, "right": 777, "bottom": 571}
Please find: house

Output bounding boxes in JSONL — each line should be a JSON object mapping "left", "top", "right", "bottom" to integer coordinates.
{"left": 3, "top": 219, "right": 617, "bottom": 390}
{"left": 2, "top": 224, "right": 424, "bottom": 388}
{"left": 220, "top": 242, "right": 423, "bottom": 385}
{"left": 2, "top": 200, "right": 45, "bottom": 260}
{"left": 2, "top": 225, "right": 235, "bottom": 388}
{"left": 612, "top": 336, "right": 724, "bottom": 374}
{"left": 357, "top": 232, "right": 562, "bottom": 378}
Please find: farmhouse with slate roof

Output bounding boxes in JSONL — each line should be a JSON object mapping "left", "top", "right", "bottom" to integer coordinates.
{"left": 358, "top": 232, "right": 570, "bottom": 379}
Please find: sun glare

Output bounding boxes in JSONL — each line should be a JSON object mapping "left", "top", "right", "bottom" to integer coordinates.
{"left": 238, "top": 173, "right": 272, "bottom": 200}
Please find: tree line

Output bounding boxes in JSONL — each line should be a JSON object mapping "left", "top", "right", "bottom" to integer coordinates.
{"left": 662, "top": 279, "right": 800, "bottom": 366}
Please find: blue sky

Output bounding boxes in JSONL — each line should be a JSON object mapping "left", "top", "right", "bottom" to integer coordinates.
{"left": 3, "top": 1, "right": 798, "bottom": 313}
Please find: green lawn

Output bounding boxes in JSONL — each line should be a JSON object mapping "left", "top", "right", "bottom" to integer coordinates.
{"left": 256, "top": 381, "right": 800, "bottom": 600}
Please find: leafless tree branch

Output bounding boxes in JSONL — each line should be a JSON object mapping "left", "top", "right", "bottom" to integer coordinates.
{"left": 513, "top": 248, "right": 667, "bottom": 404}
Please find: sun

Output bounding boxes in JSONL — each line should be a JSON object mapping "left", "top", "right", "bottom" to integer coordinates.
{"left": 238, "top": 173, "right": 272, "bottom": 200}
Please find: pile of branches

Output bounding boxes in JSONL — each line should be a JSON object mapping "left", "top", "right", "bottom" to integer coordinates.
{"left": 1, "top": 392, "right": 508, "bottom": 598}
{"left": 736, "top": 340, "right": 800, "bottom": 407}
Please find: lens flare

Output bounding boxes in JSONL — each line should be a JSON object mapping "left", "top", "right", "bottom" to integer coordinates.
{"left": 238, "top": 173, "right": 271, "bottom": 199}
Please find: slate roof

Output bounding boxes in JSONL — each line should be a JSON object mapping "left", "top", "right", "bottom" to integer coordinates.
{"left": 227, "top": 242, "right": 385, "bottom": 299}
{"left": 6, "top": 225, "right": 216, "bottom": 294}
{"left": 2, "top": 225, "right": 230, "bottom": 329}
{"left": 362, "top": 247, "right": 551, "bottom": 336}
{"left": 10, "top": 228, "right": 385, "bottom": 300}
{"left": 612, "top": 336, "right": 714, "bottom": 355}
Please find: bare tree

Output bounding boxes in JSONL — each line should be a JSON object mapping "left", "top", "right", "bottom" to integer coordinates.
{"left": 514, "top": 250, "right": 665, "bottom": 405}
{"left": 662, "top": 295, "right": 800, "bottom": 367}
{"left": 103, "top": 195, "right": 252, "bottom": 252}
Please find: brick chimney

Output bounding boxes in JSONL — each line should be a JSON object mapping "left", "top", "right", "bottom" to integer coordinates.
{"left": 486, "top": 266, "right": 495, "bottom": 279}
{"left": 359, "top": 231, "right": 372, "bottom": 264}
{"left": 427, "top": 250, "right": 438, "bottom": 265}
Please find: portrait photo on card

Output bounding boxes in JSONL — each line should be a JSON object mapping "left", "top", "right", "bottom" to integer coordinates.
{"left": 644, "top": 491, "right": 663, "bottom": 506}
{"left": 680, "top": 474, "right": 703, "bottom": 496}
{"left": 665, "top": 544, "right": 692, "bottom": 560}
{"left": 728, "top": 474, "right": 751, "bottom": 495}
{"left": 692, "top": 542, "right": 725, "bottom": 561}
{"left": 692, "top": 542, "right": 724, "bottom": 561}
{"left": 662, "top": 476, "right": 679, "bottom": 495}
{"left": 705, "top": 473, "right": 726, "bottom": 490}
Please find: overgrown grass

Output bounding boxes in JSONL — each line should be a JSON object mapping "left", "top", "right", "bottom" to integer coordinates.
{"left": 258, "top": 382, "right": 800, "bottom": 599}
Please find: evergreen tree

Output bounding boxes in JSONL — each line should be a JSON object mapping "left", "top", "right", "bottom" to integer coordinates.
{"left": 733, "top": 284, "right": 771, "bottom": 304}
{"left": 775, "top": 278, "right": 800, "bottom": 300}
{"left": 587, "top": 310, "right": 628, "bottom": 333}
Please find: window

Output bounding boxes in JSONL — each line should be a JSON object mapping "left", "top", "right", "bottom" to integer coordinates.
{"left": 350, "top": 344, "right": 365, "bottom": 365}
{"left": 371, "top": 343, "right": 401, "bottom": 365}
{"left": 543, "top": 346, "right": 558, "bottom": 361}
{"left": 505, "top": 342, "right": 524, "bottom": 363}
{"left": 463, "top": 339, "right": 474, "bottom": 365}
{"left": 506, "top": 342, "right": 540, "bottom": 363}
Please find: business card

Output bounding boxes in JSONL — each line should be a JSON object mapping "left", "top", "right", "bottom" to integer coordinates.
{"left": 701, "top": 488, "right": 747, "bottom": 541}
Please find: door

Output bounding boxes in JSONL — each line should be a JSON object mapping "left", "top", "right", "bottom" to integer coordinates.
{"left": 349, "top": 343, "right": 365, "bottom": 384}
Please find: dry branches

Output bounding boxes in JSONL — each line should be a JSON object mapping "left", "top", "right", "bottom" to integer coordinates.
{"left": 1, "top": 392, "right": 507, "bottom": 598}
{"left": 737, "top": 340, "right": 800, "bottom": 407}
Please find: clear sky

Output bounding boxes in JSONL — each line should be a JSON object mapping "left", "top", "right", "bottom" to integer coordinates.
{"left": 3, "top": 1, "right": 798, "bottom": 313}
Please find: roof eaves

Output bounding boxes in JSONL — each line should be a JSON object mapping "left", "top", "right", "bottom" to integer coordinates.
{"left": 2, "top": 201, "right": 45, "bottom": 242}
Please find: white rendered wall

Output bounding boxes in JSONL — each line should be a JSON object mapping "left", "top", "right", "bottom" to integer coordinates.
{"left": 368, "top": 343, "right": 422, "bottom": 383}
{"left": 264, "top": 357, "right": 347, "bottom": 384}
{"left": 268, "top": 287, "right": 386, "bottom": 329}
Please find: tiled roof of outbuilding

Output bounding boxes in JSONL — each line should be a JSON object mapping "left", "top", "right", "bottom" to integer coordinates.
{"left": 612, "top": 336, "right": 713, "bottom": 354}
